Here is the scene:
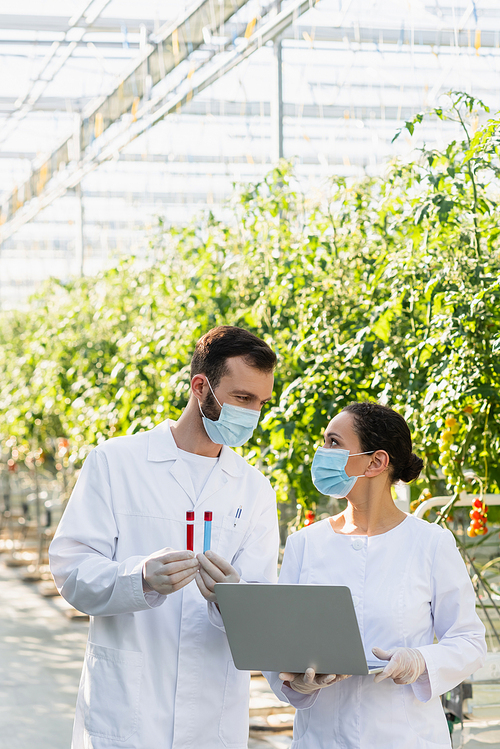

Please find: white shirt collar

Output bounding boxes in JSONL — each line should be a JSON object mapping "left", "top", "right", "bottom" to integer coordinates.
{"left": 147, "top": 419, "right": 244, "bottom": 477}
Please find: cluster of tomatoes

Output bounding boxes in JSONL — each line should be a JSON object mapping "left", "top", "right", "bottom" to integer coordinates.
{"left": 438, "top": 417, "right": 460, "bottom": 482}
{"left": 410, "top": 488, "right": 433, "bottom": 513}
{"left": 467, "top": 498, "right": 489, "bottom": 537}
{"left": 439, "top": 416, "right": 463, "bottom": 491}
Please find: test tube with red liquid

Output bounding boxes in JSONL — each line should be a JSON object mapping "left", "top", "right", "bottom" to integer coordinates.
{"left": 186, "top": 511, "right": 194, "bottom": 551}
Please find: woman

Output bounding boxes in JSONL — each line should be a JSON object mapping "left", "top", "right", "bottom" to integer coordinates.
{"left": 265, "top": 402, "right": 486, "bottom": 748}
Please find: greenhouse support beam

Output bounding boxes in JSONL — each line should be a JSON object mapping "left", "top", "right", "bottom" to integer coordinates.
{"left": 0, "top": 38, "right": 141, "bottom": 50}
{"left": 0, "top": 0, "right": 113, "bottom": 147}
{"left": 0, "top": 95, "right": 495, "bottom": 122}
{"left": 271, "top": 1, "right": 284, "bottom": 163}
{"left": 4, "top": 23, "right": 500, "bottom": 50}
{"left": 0, "top": 14, "right": 161, "bottom": 34}
{"left": 0, "top": 0, "right": 315, "bottom": 247}
{"left": 270, "top": 23, "right": 500, "bottom": 48}
{"left": 4, "top": 13, "right": 500, "bottom": 48}
{"left": 75, "top": 184, "right": 84, "bottom": 277}
{"left": 0, "top": 0, "right": 251, "bottom": 231}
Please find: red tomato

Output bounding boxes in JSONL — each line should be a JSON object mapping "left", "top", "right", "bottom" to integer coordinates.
{"left": 304, "top": 510, "right": 316, "bottom": 526}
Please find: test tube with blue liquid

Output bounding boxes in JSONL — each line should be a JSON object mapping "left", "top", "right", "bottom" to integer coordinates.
{"left": 203, "top": 511, "right": 212, "bottom": 553}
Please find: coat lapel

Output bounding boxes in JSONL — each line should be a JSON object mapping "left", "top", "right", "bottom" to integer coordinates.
{"left": 195, "top": 446, "right": 242, "bottom": 507}
{"left": 147, "top": 419, "right": 196, "bottom": 504}
{"left": 147, "top": 420, "right": 245, "bottom": 508}
{"left": 169, "top": 459, "right": 196, "bottom": 505}
{"left": 195, "top": 467, "right": 228, "bottom": 507}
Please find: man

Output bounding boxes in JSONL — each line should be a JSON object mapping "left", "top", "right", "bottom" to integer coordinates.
{"left": 49, "top": 326, "right": 279, "bottom": 749}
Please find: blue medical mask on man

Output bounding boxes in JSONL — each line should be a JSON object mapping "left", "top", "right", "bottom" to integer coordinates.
{"left": 198, "top": 378, "right": 260, "bottom": 447}
{"left": 311, "top": 447, "right": 375, "bottom": 498}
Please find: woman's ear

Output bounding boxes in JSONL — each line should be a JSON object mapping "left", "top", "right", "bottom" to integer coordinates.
{"left": 365, "top": 450, "right": 390, "bottom": 477}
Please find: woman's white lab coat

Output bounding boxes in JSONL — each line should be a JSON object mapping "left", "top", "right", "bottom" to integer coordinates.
{"left": 49, "top": 420, "right": 279, "bottom": 749}
{"left": 266, "top": 515, "right": 486, "bottom": 748}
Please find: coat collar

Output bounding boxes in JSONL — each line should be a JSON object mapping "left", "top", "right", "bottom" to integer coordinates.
{"left": 147, "top": 419, "right": 244, "bottom": 478}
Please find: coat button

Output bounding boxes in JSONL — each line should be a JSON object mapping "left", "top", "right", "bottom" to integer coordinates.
{"left": 352, "top": 538, "right": 364, "bottom": 550}
{"left": 352, "top": 595, "right": 360, "bottom": 607}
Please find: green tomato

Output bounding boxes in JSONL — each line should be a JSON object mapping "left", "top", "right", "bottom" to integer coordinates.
{"left": 439, "top": 453, "right": 451, "bottom": 466}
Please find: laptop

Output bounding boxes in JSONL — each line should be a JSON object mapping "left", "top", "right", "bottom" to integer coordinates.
{"left": 214, "top": 583, "right": 384, "bottom": 675}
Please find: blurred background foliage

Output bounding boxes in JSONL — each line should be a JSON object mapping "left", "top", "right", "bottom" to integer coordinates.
{"left": 1, "top": 92, "right": 499, "bottom": 518}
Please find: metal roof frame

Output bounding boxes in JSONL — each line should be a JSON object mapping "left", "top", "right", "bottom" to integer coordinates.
{"left": 0, "top": 0, "right": 318, "bottom": 245}
{"left": 0, "top": 0, "right": 251, "bottom": 234}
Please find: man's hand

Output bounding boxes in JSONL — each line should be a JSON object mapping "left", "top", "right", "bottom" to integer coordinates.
{"left": 196, "top": 550, "right": 240, "bottom": 603}
{"left": 143, "top": 548, "right": 199, "bottom": 595}
{"left": 279, "top": 668, "right": 351, "bottom": 694}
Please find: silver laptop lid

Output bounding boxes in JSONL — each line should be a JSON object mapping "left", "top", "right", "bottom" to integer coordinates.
{"left": 214, "top": 583, "right": 384, "bottom": 675}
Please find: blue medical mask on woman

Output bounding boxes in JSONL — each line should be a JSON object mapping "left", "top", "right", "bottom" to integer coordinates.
{"left": 199, "top": 378, "right": 260, "bottom": 447}
{"left": 311, "top": 447, "right": 375, "bottom": 497}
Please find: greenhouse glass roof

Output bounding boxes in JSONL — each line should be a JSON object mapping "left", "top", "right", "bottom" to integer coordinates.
{"left": 1, "top": 0, "right": 500, "bottom": 307}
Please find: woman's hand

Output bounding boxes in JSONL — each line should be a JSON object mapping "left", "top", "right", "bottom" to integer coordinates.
{"left": 279, "top": 668, "right": 351, "bottom": 694}
{"left": 372, "top": 646, "right": 426, "bottom": 685}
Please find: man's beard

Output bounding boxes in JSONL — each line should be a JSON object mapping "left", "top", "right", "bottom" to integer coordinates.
{"left": 201, "top": 389, "right": 221, "bottom": 421}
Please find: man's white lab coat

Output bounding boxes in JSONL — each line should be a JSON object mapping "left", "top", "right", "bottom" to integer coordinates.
{"left": 49, "top": 420, "right": 279, "bottom": 749}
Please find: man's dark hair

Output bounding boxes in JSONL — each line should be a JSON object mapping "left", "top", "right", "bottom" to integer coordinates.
{"left": 190, "top": 326, "right": 277, "bottom": 388}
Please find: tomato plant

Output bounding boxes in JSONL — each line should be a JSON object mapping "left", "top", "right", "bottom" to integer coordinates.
{"left": 0, "top": 93, "right": 499, "bottom": 520}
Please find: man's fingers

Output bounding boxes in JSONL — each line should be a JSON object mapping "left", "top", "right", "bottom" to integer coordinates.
{"left": 158, "top": 567, "right": 198, "bottom": 589}
{"left": 170, "top": 570, "right": 198, "bottom": 591}
{"left": 164, "top": 566, "right": 200, "bottom": 587}
{"left": 195, "top": 571, "right": 216, "bottom": 601}
{"left": 201, "top": 550, "right": 235, "bottom": 575}
{"left": 162, "top": 558, "right": 199, "bottom": 576}
{"left": 279, "top": 672, "right": 297, "bottom": 682}
{"left": 146, "top": 559, "right": 198, "bottom": 588}
{"left": 198, "top": 565, "right": 217, "bottom": 591}
{"left": 151, "top": 570, "right": 198, "bottom": 595}
{"left": 160, "top": 550, "right": 197, "bottom": 564}
{"left": 197, "top": 553, "right": 228, "bottom": 582}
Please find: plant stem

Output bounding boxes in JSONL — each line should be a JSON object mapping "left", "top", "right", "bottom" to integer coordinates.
{"left": 453, "top": 102, "right": 482, "bottom": 259}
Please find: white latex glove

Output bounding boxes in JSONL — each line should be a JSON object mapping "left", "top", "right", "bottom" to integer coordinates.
{"left": 196, "top": 550, "right": 240, "bottom": 603}
{"left": 279, "top": 668, "right": 351, "bottom": 694}
{"left": 372, "top": 646, "right": 426, "bottom": 685}
{"left": 143, "top": 548, "right": 199, "bottom": 595}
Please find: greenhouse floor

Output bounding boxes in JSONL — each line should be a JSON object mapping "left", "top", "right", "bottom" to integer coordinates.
{"left": 0, "top": 557, "right": 498, "bottom": 749}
